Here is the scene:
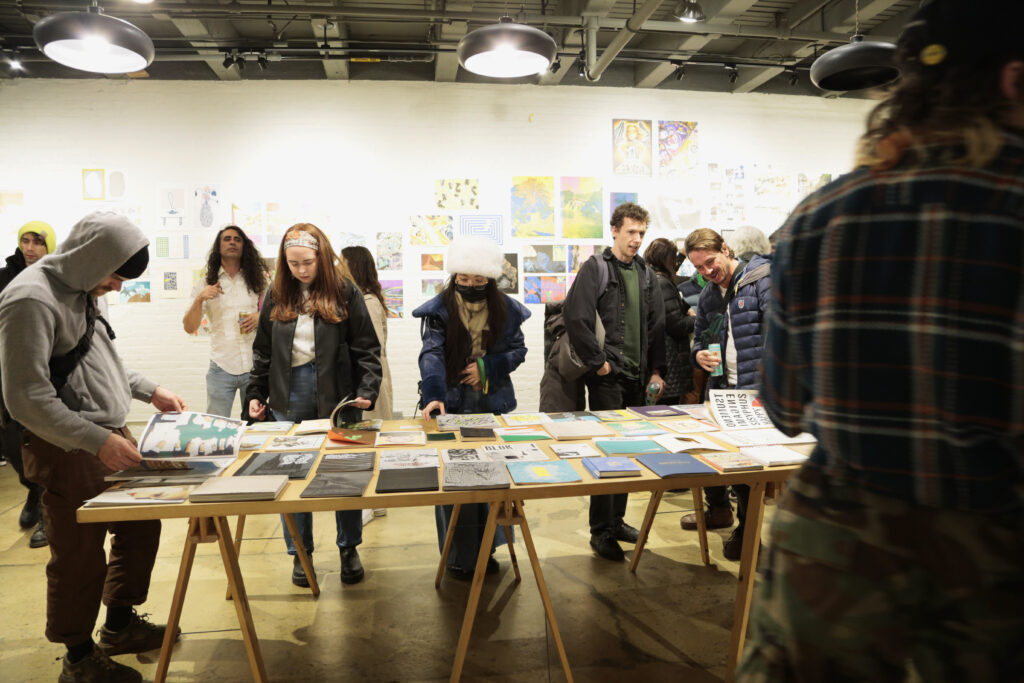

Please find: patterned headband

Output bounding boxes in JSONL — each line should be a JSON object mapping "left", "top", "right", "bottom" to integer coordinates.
{"left": 283, "top": 231, "right": 319, "bottom": 251}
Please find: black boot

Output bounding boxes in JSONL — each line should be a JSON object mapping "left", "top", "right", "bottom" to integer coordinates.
{"left": 19, "top": 486, "right": 42, "bottom": 530}
{"left": 339, "top": 547, "right": 364, "bottom": 584}
{"left": 29, "top": 519, "right": 48, "bottom": 548}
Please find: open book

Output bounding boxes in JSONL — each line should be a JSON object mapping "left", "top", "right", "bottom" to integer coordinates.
{"left": 329, "top": 395, "right": 365, "bottom": 429}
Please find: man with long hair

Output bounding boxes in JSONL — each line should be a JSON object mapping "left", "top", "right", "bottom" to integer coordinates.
{"left": 740, "top": 2, "right": 1024, "bottom": 679}
{"left": 183, "top": 226, "right": 268, "bottom": 418}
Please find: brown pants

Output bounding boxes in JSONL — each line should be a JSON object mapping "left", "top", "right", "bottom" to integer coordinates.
{"left": 23, "top": 427, "right": 161, "bottom": 646}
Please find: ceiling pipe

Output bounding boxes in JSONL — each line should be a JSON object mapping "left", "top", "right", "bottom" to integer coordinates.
{"left": 586, "top": 0, "right": 664, "bottom": 82}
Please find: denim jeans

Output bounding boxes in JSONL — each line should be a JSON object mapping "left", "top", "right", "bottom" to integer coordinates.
{"left": 205, "top": 361, "right": 250, "bottom": 418}
{"left": 273, "top": 362, "right": 363, "bottom": 555}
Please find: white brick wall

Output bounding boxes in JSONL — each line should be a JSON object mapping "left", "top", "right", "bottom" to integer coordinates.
{"left": 0, "top": 79, "right": 872, "bottom": 424}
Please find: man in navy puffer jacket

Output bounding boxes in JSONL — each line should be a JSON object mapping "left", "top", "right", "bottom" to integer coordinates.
{"left": 681, "top": 228, "right": 773, "bottom": 560}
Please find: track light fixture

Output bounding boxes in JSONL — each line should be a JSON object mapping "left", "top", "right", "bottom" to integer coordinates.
{"left": 549, "top": 58, "right": 561, "bottom": 74}
{"left": 234, "top": 54, "right": 245, "bottom": 71}
{"left": 577, "top": 48, "right": 586, "bottom": 78}
{"left": 257, "top": 54, "right": 269, "bottom": 70}
{"left": 222, "top": 52, "right": 234, "bottom": 69}
{"left": 725, "top": 63, "right": 738, "bottom": 84}
{"left": 456, "top": 15, "right": 557, "bottom": 78}
{"left": 785, "top": 66, "right": 798, "bottom": 86}
{"left": 673, "top": 0, "right": 706, "bottom": 24}
{"left": 32, "top": 1, "right": 155, "bottom": 74}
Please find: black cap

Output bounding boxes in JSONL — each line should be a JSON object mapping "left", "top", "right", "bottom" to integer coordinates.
{"left": 115, "top": 246, "right": 149, "bottom": 279}
{"left": 898, "top": 0, "right": 1024, "bottom": 72}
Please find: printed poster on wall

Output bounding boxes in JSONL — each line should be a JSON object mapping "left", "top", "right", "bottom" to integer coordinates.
{"left": 158, "top": 186, "right": 186, "bottom": 228}
{"left": 435, "top": 178, "right": 479, "bottom": 210}
{"left": 568, "top": 245, "right": 596, "bottom": 273}
{"left": 380, "top": 280, "right": 403, "bottom": 318}
{"left": 708, "top": 390, "right": 774, "bottom": 430}
{"left": 458, "top": 214, "right": 503, "bottom": 244}
{"left": 191, "top": 184, "right": 224, "bottom": 230}
{"left": 523, "top": 275, "right": 566, "bottom": 304}
{"left": 82, "top": 169, "right": 105, "bottom": 200}
{"left": 560, "top": 177, "right": 603, "bottom": 239}
{"left": 120, "top": 280, "right": 151, "bottom": 304}
{"left": 421, "top": 278, "right": 445, "bottom": 299}
{"left": 611, "top": 119, "right": 652, "bottom": 176}
{"left": 497, "top": 253, "right": 518, "bottom": 294}
{"left": 523, "top": 245, "right": 566, "bottom": 273}
{"left": 510, "top": 176, "right": 555, "bottom": 238}
{"left": 421, "top": 253, "right": 444, "bottom": 271}
{"left": 658, "top": 121, "right": 699, "bottom": 177}
{"left": 376, "top": 232, "right": 403, "bottom": 270}
{"left": 610, "top": 192, "right": 638, "bottom": 216}
{"left": 409, "top": 215, "right": 454, "bottom": 246}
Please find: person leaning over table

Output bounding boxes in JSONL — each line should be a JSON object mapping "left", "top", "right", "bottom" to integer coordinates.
{"left": 412, "top": 235, "right": 531, "bottom": 581}
{"left": 246, "top": 224, "right": 382, "bottom": 588}
{"left": 0, "top": 212, "right": 187, "bottom": 683}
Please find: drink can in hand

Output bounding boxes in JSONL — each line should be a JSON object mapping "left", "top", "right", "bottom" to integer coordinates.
{"left": 708, "top": 343, "right": 723, "bottom": 377}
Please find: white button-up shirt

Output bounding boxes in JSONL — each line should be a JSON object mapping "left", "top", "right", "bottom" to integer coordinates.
{"left": 191, "top": 267, "right": 261, "bottom": 375}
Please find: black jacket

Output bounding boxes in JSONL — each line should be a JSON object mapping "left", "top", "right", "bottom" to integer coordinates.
{"left": 245, "top": 280, "right": 383, "bottom": 420}
{"left": 654, "top": 270, "right": 694, "bottom": 397}
{"left": 0, "top": 249, "right": 26, "bottom": 292}
{"left": 564, "top": 247, "right": 666, "bottom": 380}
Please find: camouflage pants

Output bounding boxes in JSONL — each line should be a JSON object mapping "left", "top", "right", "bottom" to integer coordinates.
{"left": 737, "top": 464, "right": 1024, "bottom": 683}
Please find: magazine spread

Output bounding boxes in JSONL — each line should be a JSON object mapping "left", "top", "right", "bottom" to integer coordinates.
{"left": 708, "top": 390, "right": 775, "bottom": 430}
{"left": 138, "top": 411, "right": 246, "bottom": 461}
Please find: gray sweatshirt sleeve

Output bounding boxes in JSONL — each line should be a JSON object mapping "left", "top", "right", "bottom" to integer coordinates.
{"left": 0, "top": 300, "right": 112, "bottom": 454}
{"left": 128, "top": 370, "right": 157, "bottom": 402}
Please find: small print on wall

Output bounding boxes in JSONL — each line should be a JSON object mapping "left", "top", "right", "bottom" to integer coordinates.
{"left": 159, "top": 187, "right": 187, "bottom": 228}
{"left": 523, "top": 245, "right": 566, "bottom": 273}
{"left": 82, "top": 169, "right": 105, "bottom": 200}
{"left": 410, "top": 215, "right": 454, "bottom": 246}
{"left": 120, "top": 280, "right": 151, "bottom": 304}
{"left": 560, "top": 177, "right": 603, "bottom": 239}
{"left": 435, "top": 178, "right": 480, "bottom": 210}
{"left": 421, "top": 278, "right": 445, "bottom": 298}
{"left": 497, "top": 253, "right": 518, "bottom": 294}
{"left": 511, "top": 176, "right": 555, "bottom": 238}
{"left": 610, "top": 192, "right": 638, "bottom": 217}
{"left": 523, "top": 276, "right": 566, "bottom": 304}
{"left": 568, "top": 245, "right": 596, "bottom": 273}
{"left": 192, "top": 184, "right": 223, "bottom": 229}
{"left": 458, "top": 214, "right": 503, "bottom": 245}
{"left": 612, "top": 119, "right": 652, "bottom": 177}
{"left": 421, "top": 253, "right": 444, "bottom": 271}
{"left": 376, "top": 232, "right": 403, "bottom": 270}
{"left": 658, "top": 121, "right": 699, "bottom": 177}
{"left": 380, "top": 280, "right": 403, "bottom": 318}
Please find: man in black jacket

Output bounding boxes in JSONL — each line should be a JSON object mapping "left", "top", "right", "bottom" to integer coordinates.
{"left": 564, "top": 203, "right": 666, "bottom": 561}
{"left": 0, "top": 220, "right": 55, "bottom": 548}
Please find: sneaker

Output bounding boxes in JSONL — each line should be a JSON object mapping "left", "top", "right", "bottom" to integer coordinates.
{"left": 19, "top": 487, "right": 42, "bottom": 529}
{"left": 589, "top": 531, "right": 625, "bottom": 562}
{"left": 680, "top": 505, "right": 734, "bottom": 531}
{"left": 291, "top": 554, "right": 312, "bottom": 588}
{"left": 29, "top": 519, "right": 48, "bottom": 548}
{"left": 97, "top": 610, "right": 180, "bottom": 656}
{"left": 722, "top": 527, "right": 744, "bottom": 561}
{"left": 59, "top": 646, "right": 141, "bottom": 683}
{"left": 340, "top": 547, "right": 364, "bottom": 585}
{"left": 612, "top": 522, "right": 640, "bottom": 544}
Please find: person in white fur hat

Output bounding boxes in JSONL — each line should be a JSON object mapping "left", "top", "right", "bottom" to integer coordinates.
{"left": 411, "top": 235, "right": 531, "bottom": 580}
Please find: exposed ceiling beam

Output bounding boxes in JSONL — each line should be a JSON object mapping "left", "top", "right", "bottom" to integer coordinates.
{"left": 164, "top": 15, "right": 241, "bottom": 80}
{"left": 434, "top": 1, "right": 473, "bottom": 82}
{"left": 730, "top": 0, "right": 902, "bottom": 94}
{"left": 634, "top": 0, "right": 758, "bottom": 88}
{"left": 312, "top": 19, "right": 348, "bottom": 80}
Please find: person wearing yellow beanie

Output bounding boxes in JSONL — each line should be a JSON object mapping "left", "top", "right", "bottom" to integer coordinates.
{"left": 17, "top": 220, "right": 56, "bottom": 266}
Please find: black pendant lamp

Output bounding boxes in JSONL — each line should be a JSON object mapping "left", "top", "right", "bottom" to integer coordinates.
{"left": 457, "top": 16, "right": 557, "bottom": 78}
{"left": 33, "top": 2, "right": 154, "bottom": 74}
{"left": 809, "top": 0, "right": 898, "bottom": 91}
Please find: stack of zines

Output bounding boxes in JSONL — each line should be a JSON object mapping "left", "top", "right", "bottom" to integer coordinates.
{"left": 301, "top": 451, "right": 375, "bottom": 498}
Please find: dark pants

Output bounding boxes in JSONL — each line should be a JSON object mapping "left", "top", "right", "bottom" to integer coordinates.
{"left": 705, "top": 482, "right": 750, "bottom": 531}
{"left": 586, "top": 372, "right": 643, "bottom": 535}
{"left": 23, "top": 427, "right": 160, "bottom": 646}
{"left": 1, "top": 419, "right": 42, "bottom": 496}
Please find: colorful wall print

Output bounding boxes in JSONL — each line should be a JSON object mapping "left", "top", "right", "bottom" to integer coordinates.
{"left": 421, "top": 278, "right": 445, "bottom": 297}
{"left": 511, "top": 176, "right": 555, "bottom": 238}
{"left": 610, "top": 192, "right": 638, "bottom": 216}
{"left": 658, "top": 121, "right": 699, "bottom": 177}
{"left": 191, "top": 184, "right": 222, "bottom": 229}
{"left": 376, "top": 232, "right": 403, "bottom": 270}
{"left": 380, "top": 280, "right": 403, "bottom": 318}
{"left": 523, "top": 245, "right": 567, "bottom": 273}
{"left": 409, "top": 215, "right": 454, "bottom": 246}
{"left": 524, "top": 276, "right": 566, "bottom": 304}
{"left": 435, "top": 178, "right": 479, "bottom": 210}
{"left": 120, "top": 280, "right": 151, "bottom": 304}
{"left": 568, "top": 245, "right": 596, "bottom": 273}
{"left": 612, "top": 119, "right": 652, "bottom": 176}
{"left": 421, "top": 253, "right": 444, "bottom": 271}
{"left": 459, "top": 214, "right": 503, "bottom": 244}
{"left": 497, "top": 253, "right": 518, "bottom": 294}
{"left": 82, "top": 169, "right": 105, "bottom": 200}
{"left": 560, "top": 177, "right": 603, "bottom": 239}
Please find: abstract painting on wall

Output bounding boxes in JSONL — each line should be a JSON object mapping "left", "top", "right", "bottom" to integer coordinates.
{"left": 120, "top": 280, "right": 150, "bottom": 304}
{"left": 410, "top": 215, "right": 454, "bottom": 246}
{"left": 459, "top": 214, "right": 503, "bottom": 244}
{"left": 421, "top": 253, "right": 444, "bottom": 271}
{"left": 610, "top": 192, "right": 638, "bottom": 216}
{"left": 658, "top": 121, "right": 699, "bottom": 177}
{"left": 435, "top": 178, "right": 480, "bottom": 210}
{"left": 497, "top": 253, "right": 518, "bottom": 294}
{"left": 421, "top": 278, "right": 445, "bottom": 297}
{"left": 524, "top": 276, "right": 566, "bottom": 304}
{"left": 560, "top": 177, "right": 603, "bottom": 239}
{"left": 376, "top": 232, "right": 403, "bottom": 270}
{"left": 523, "top": 245, "right": 567, "bottom": 273}
{"left": 611, "top": 119, "right": 652, "bottom": 176}
{"left": 380, "top": 280, "right": 403, "bottom": 318}
{"left": 511, "top": 176, "right": 555, "bottom": 238}
{"left": 568, "top": 245, "right": 596, "bottom": 273}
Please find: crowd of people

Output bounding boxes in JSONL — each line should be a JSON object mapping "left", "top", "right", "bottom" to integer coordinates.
{"left": 0, "top": 1, "right": 1019, "bottom": 680}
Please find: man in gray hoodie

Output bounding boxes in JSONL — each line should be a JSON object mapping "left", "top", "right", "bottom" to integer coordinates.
{"left": 0, "top": 212, "right": 187, "bottom": 683}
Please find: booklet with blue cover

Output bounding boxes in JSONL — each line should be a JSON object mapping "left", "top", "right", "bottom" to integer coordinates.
{"left": 593, "top": 437, "right": 667, "bottom": 456}
{"left": 581, "top": 456, "right": 642, "bottom": 479}
{"left": 506, "top": 459, "right": 580, "bottom": 485}
{"left": 636, "top": 452, "right": 718, "bottom": 478}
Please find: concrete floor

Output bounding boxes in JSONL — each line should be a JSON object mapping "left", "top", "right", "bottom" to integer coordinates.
{"left": 0, "top": 463, "right": 773, "bottom": 682}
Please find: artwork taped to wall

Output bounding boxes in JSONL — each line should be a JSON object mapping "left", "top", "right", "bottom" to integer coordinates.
{"left": 649, "top": 185, "right": 701, "bottom": 235}
{"left": 380, "top": 279, "right": 403, "bottom": 318}
{"left": 560, "top": 177, "right": 603, "bottom": 239}
{"left": 421, "top": 278, "right": 445, "bottom": 298}
{"left": 497, "top": 253, "right": 518, "bottom": 294}
{"left": 658, "top": 121, "right": 699, "bottom": 177}
{"left": 107, "top": 171, "right": 126, "bottom": 199}
{"left": 435, "top": 178, "right": 480, "bottom": 210}
{"left": 336, "top": 232, "right": 367, "bottom": 248}
{"left": 376, "top": 232, "right": 403, "bottom": 270}
{"left": 232, "top": 202, "right": 265, "bottom": 236}
{"left": 120, "top": 280, "right": 151, "bottom": 304}
{"left": 612, "top": 119, "right": 652, "bottom": 177}
{"left": 511, "top": 176, "right": 555, "bottom": 238}
{"left": 161, "top": 270, "right": 188, "bottom": 299}
{"left": 99, "top": 203, "right": 144, "bottom": 230}
{"left": 191, "top": 185, "right": 223, "bottom": 229}
{"left": 610, "top": 192, "right": 638, "bottom": 216}
{"left": 154, "top": 232, "right": 187, "bottom": 259}
{"left": 421, "top": 253, "right": 444, "bottom": 271}
{"left": 409, "top": 215, "right": 454, "bottom": 246}
{"left": 459, "top": 214, "right": 503, "bottom": 245}
{"left": 159, "top": 186, "right": 186, "bottom": 228}
{"left": 707, "top": 163, "right": 747, "bottom": 226}
{"left": 523, "top": 245, "right": 566, "bottom": 273}
{"left": 0, "top": 190, "right": 24, "bottom": 214}
{"left": 82, "top": 169, "right": 105, "bottom": 201}
{"left": 524, "top": 275, "right": 566, "bottom": 304}
{"left": 568, "top": 245, "right": 596, "bottom": 273}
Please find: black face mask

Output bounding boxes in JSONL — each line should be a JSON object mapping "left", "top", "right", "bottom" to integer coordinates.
{"left": 455, "top": 283, "right": 488, "bottom": 302}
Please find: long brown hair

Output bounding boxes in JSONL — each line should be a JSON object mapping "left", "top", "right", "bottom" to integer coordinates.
{"left": 205, "top": 226, "right": 268, "bottom": 295}
{"left": 341, "top": 246, "right": 388, "bottom": 314}
{"left": 441, "top": 276, "right": 507, "bottom": 384}
{"left": 270, "top": 223, "right": 347, "bottom": 324}
{"left": 643, "top": 238, "right": 680, "bottom": 285}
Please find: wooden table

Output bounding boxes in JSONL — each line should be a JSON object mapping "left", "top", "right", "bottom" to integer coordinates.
{"left": 78, "top": 422, "right": 797, "bottom": 683}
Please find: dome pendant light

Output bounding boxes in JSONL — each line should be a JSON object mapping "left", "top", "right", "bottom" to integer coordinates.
{"left": 673, "top": 1, "right": 706, "bottom": 24}
{"left": 457, "top": 16, "right": 557, "bottom": 78}
{"left": 809, "top": 0, "right": 898, "bottom": 91}
{"left": 33, "top": 2, "right": 155, "bottom": 74}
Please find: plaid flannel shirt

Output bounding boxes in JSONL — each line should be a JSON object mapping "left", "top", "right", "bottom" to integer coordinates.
{"left": 764, "top": 131, "right": 1024, "bottom": 512}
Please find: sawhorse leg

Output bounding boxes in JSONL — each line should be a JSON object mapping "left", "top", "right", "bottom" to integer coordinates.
{"left": 629, "top": 486, "right": 710, "bottom": 572}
